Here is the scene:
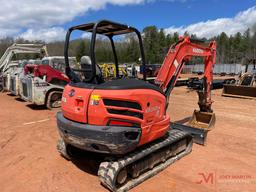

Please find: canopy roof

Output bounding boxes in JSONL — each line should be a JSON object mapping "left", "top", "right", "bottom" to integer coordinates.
{"left": 70, "top": 20, "right": 136, "bottom": 36}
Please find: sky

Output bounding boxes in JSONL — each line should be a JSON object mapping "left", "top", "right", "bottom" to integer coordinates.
{"left": 0, "top": 0, "right": 255, "bottom": 42}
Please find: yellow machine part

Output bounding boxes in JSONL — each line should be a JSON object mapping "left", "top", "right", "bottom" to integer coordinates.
{"left": 99, "top": 63, "right": 128, "bottom": 79}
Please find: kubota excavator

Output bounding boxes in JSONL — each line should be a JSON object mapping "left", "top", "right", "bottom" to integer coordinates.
{"left": 56, "top": 20, "right": 216, "bottom": 192}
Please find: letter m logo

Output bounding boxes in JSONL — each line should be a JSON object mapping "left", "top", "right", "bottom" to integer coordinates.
{"left": 196, "top": 172, "right": 214, "bottom": 184}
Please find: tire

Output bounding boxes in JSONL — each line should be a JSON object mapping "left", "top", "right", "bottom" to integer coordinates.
{"left": 46, "top": 91, "right": 62, "bottom": 109}
{"left": 56, "top": 138, "right": 72, "bottom": 160}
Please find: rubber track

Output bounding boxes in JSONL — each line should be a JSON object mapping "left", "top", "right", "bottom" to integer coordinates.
{"left": 98, "top": 129, "right": 193, "bottom": 192}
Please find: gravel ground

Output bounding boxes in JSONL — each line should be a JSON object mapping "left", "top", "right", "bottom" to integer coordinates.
{"left": 0, "top": 86, "right": 255, "bottom": 192}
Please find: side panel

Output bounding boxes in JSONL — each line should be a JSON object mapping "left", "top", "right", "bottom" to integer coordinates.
{"left": 32, "top": 77, "right": 52, "bottom": 105}
{"left": 15, "top": 75, "right": 20, "bottom": 95}
{"left": 88, "top": 89, "right": 170, "bottom": 146}
{"left": 20, "top": 76, "right": 33, "bottom": 101}
{"left": 10, "top": 76, "right": 16, "bottom": 93}
{"left": 3, "top": 74, "right": 10, "bottom": 91}
{"left": 61, "top": 84, "right": 93, "bottom": 123}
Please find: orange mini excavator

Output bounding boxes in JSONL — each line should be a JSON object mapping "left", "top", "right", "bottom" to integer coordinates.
{"left": 56, "top": 20, "right": 216, "bottom": 191}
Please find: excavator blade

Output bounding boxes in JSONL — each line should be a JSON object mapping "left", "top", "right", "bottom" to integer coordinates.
{"left": 171, "top": 110, "right": 215, "bottom": 145}
{"left": 222, "top": 84, "right": 256, "bottom": 99}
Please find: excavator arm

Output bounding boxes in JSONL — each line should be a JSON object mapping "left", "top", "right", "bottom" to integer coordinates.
{"left": 155, "top": 36, "right": 217, "bottom": 145}
{"left": 155, "top": 36, "right": 216, "bottom": 112}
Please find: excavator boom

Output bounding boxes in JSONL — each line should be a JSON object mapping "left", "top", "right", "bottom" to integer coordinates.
{"left": 156, "top": 36, "right": 216, "bottom": 112}
{"left": 155, "top": 37, "right": 217, "bottom": 144}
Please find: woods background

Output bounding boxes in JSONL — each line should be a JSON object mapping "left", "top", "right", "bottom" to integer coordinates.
{"left": 0, "top": 25, "right": 256, "bottom": 65}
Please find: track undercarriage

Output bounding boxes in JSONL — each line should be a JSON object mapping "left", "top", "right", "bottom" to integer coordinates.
{"left": 57, "top": 129, "right": 192, "bottom": 192}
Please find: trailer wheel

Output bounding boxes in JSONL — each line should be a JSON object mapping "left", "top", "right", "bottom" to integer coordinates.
{"left": 46, "top": 91, "right": 62, "bottom": 109}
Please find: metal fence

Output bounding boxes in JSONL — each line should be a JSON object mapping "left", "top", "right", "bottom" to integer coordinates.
{"left": 182, "top": 64, "right": 256, "bottom": 74}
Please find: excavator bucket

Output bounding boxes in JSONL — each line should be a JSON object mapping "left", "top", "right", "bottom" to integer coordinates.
{"left": 222, "top": 84, "right": 256, "bottom": 99}
{"left": 188, "top": 110, "right": 216, "bottom": 129}
{"left": 171, "top": 110, "right": 215, "bottom": 145}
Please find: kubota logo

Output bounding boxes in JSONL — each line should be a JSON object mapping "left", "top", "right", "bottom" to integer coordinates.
{"left": 68, "top": 89, "right": 75, "bottom": 97}
{"left": 193, "top": 48, "right": 204, "bottom": 54}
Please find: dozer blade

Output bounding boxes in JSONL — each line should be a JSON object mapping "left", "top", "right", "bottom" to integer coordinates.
{"left": 222, "top": 84, "right": 256, "bottom": 99}
{"left": 171, "top": 110, "right": 215, "bottom": 145}
{"left": 98, "top": 129, "right": 192, "bottom": 192}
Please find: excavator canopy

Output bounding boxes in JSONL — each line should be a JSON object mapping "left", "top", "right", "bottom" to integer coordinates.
{"left": 70, "top": 20, "right": 136, "bottom": 36}
{"left": 64, "top": 20, "right": 146, "bottom": 82}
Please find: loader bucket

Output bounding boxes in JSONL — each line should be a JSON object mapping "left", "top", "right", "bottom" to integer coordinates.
{"left": 171, "top": 110, "right": 215, "bottom": 145}
{"left": 222, "top": 84, "right": 256, "bottom": 99}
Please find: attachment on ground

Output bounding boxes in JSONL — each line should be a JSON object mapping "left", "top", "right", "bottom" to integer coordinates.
{"left": 222, "top": 84, "right": 256, "bottom": 99}
{"left": 171, "top": 110, "right": 215, "bottom": 145}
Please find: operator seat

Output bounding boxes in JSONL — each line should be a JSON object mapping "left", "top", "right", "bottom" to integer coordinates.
{"left": 80, "top": 56, "right": 104, "bottom": 84}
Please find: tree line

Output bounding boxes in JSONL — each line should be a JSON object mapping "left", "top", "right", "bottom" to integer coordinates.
{"left": 0, "top": 25, "right": 256, "bottom": 65}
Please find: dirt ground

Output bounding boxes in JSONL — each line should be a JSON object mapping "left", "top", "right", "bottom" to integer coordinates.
{"left": 0, "top": 87, "right": 256, "bottom": 192}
